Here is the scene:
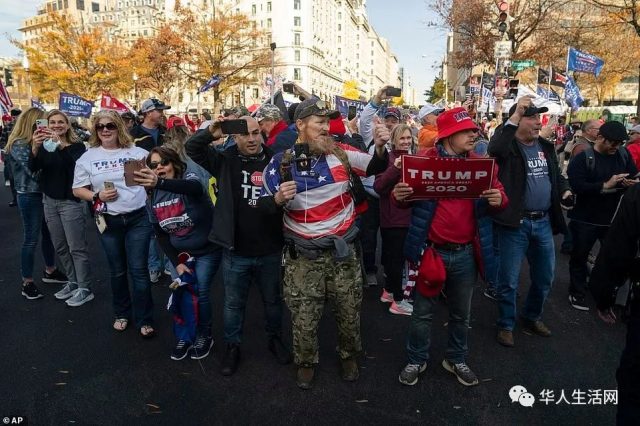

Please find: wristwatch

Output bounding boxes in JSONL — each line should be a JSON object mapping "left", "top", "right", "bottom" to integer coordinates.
{"left": 92, "top": 192, "right": 101, "bottom": 203}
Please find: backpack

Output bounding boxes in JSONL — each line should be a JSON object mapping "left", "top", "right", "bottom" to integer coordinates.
{"left": 584, "top": 146, "right": 630, "bottom": 175}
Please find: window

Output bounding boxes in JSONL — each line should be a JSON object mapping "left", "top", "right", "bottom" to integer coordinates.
{"left": 338, "top": 36, "right": 341, "bottom": 43}
{"left": 251, "top": 4, "right": 256, "bottom": 15}
{"left": 294, "top": 16, "right": 300, "bottom": 26}
{"left": 294, "top": 68, "right": 301, "bottom": 81}
{"left": 92, "top": 1, "right": 99, "bottom": 11}
{"left": 294, "top": 50, "right": 300, "bottom": 61}
{"left": 253, "top": 88, "right": 259, "bottom": 98}
{"left": 294, "top": 0, "right": 300, "bottom": 10}
{"left": 267, "top": 18, "right": 271, "bottom": 28}
{"left": 76, "top": 0, "right": 84, "bottom": 9}
{"left": 337, "top": 48, "right": 341, "bottom": 54}
{"left": 267, "top": 1, "right": 271, "bottom": 11}
{"left": 294, "top": 33, "right": 300, "bottom": 46}
{"left": 338, "top": 12, "right": 341, "bottom": 19}
{"left": 144, "top": 29, "right": 148, "bottom": 35}
{"left": 337, "top": 24, "right": 341, "bottom": 31}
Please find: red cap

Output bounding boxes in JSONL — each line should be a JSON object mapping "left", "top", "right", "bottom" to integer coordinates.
{"left": 329, "top": 117, "right": 346, "bottom": 136}
{"left": 167, "top": 116, "right": 186, "bottom": 130}
{"left": 436, "top": 107, "right": 479, "bottom": 140}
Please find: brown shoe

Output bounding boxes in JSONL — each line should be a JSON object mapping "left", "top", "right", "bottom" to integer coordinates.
{"left": 340, "top": 358, "right": 360, "bottom": 382}
{"left": 522, "top": 319, "right": 551, "bottom": 337}
{"left": 296, "top": 367, "right": 315, "bottom": 390}
{"left": 497, "top": 329, "right": 514, "bottom": 347}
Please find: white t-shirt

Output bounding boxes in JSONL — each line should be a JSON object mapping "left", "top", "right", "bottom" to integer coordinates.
{"left": 73, "top": 145, "right": 149, "bottom": 215}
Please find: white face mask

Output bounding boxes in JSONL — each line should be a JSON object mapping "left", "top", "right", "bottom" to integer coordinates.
{"left": 43, "top": 139, "right": 60, "bottom": 152}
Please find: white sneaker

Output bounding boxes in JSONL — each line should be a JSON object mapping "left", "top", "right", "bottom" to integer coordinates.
{"left": 366, "top": 273, "right": 378, "bottom": 287}
{"left": 149, "top": 270, "right": 161, "bottom": 283}
{"left": 65, "top": 288, "right": 94, "bottom": 307}
{"left": 54, "top": 282, "right": 78, "bottom": 300}
{"left": 389, "top": 300, "right": 413, "bottom": 316}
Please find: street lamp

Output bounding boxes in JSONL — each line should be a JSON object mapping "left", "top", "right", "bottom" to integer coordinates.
{"left": 270, "top": 42, "right": 276, "bottom": 104}
{"left": 132, "top": 73, "right": 139, "bottom": 109}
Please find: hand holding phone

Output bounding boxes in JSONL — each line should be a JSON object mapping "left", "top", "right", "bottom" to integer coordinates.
{"left": 220, "top": 119, "right": 249, "bottom": 135}
{"left": 385, "top": 87, "right": 402, "bottom": 97}
{"left": 124, "top": 159, "right": 146, "bottom": 187}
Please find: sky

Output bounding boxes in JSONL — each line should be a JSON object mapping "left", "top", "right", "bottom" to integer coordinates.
{"left": 366, "top": 0, "right": 447, "bottom": 104}
{"left": 0, "top": 0, "right": 447, "bottom": 104}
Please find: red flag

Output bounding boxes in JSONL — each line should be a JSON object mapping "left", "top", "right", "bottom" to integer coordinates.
{"left": 0, "top": 79, "right": 13, "bottom": 112}
{"left": 100, "top": 92, "right": 129, "bottom": 113}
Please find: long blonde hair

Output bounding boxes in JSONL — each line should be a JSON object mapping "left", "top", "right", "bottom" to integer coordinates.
{"left": 88, "top": 110, "right": 133, "bottom": 148}
{"left": 46, "top": 109, "right": 78, "bottom": 144}
{"left": 6, "top": 108, "right": 45, "bottom": 152}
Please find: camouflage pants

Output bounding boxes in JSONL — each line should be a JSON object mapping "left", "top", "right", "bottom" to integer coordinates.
{"left": 283, "top": 243, "right": 363, "bottom": 366}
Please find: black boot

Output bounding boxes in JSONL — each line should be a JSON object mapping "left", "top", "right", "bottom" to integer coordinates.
{"left": 220, "top": 343, "right": 240, "bottom": 376}
{"left": 268, "top": 336, "right": 293, "bottom": 365}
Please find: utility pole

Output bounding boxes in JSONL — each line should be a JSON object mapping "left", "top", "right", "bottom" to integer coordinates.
{"left": 636, "top": 63, "right": 640, "bottom": 117}
{"left": 270, "top": 42, "right": 276, "bottom": 104}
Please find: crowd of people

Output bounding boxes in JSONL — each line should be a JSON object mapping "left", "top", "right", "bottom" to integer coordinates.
{"left": 0, "top": 86, "right": 638, "bottom": 420}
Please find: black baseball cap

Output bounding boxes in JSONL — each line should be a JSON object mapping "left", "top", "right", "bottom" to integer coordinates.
{"left": 599, "top": 121, "right": 628, "bottom": 143}
{"left": 508, "top": 103, "right": 548, "bottom": 118}
{"left": 293, "top": 99, "right": 340, "bottom": 121}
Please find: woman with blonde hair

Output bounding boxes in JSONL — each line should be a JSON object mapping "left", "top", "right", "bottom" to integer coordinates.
{"left": 72, "top": 110, "right": 155, "bottom": 337}
{"left": 374, "top": 123, "right": 416, "bottom": 315}
{"left": 29, "top": 109, "right": 93, "bottom": 306}
{"left": 7, "top": 107, "right": 68, "bottom": 300}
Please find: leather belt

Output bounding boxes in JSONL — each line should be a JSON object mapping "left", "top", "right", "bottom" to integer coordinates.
{"left": 432, "top": 242, "right": 471, "bottom": 251}
{"left": 522, "top": 211, "right": 547, "bottom": 220}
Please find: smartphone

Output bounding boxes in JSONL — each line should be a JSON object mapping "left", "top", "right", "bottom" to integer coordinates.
{"left": 347, "top": 105, "right": 357, "bottom": 121}
{"left": 283, "top": 83, "right": 295, "bottom": 94}
{"left": 124, "top": 159, "right": 145, "bottom": 187}
{"left": 104, "top": 181, "right": 115, "bottom": 190}
{"left": 220, "top": 119, "right": 249, "bottom": 135}
{"left": 385, "top": 87, "right": 402, "bottom": 97}
{"left": 35, "top": 119, "right": 48, "bottom": 129}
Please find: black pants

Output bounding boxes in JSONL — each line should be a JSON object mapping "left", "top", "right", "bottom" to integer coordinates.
{"left": 380, "top": 227, "right": 408, "bottom": 301}
{"left": 618, "top": 312, "right": 640, "bottom": 425}
{"left": 569, "top": 221, "right": 608, "bottom": 298}
{"left": 361, "top": 195, "right": 380, "bottom": 274}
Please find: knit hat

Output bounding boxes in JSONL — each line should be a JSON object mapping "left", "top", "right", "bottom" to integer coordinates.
{"left": 436, "top": 107, "right": 479, "bottom": 140}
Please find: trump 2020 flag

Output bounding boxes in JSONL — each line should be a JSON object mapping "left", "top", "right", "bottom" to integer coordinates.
{"left": 198, "top": 74, "right": 222, "bottom": 93}
{"left": 59, "top": 92, "right": 94, "bottom": 118}
{"left": 567, "top": 47, "right": 605, "bottom": 76}
{"left": 564, "top": 76, "right": 584, "bottom": 108}
{"left": 31, "top": 98, "right": 45, "bottom": 111}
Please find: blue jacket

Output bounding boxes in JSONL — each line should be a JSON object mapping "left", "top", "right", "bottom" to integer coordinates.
{"left": 404, "top": 199, "right": 496, "bottom": 280}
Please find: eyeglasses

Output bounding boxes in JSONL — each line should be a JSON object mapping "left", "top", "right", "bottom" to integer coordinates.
{"left": 96, "top": 123, "right": 118, "bottom": 131}
{"left": 148, "top": 158, "right": 171, "bottom": 170}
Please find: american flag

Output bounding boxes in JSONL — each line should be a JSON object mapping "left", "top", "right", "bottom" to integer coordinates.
{"left": 261, "top": 144, "right": 372, "bottom": 239}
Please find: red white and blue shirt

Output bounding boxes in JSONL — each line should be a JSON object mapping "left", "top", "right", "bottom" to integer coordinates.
{"left": 261, "top": 144, "right": 372, "bottom": 239}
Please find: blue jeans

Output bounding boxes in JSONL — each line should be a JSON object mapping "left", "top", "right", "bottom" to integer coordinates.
{"left": 148, "top": 235, "right": 163, "bottom": 273}
{"left": 222, "top": 250, "right": 284, "bottom": 344}
{"left": 406, "top": 245, "right": 477, "bottom": 365}
{"left": 190, "top": 249, "right": 222, "bottom": 337}
{"left": 495, "top": 216, "right": 555, "bottom": 331}
{"left": 17, "top": 192, "right": 56, "bottom": 280}
{"left": 98, "top": 209, "right": 153, "bottom": 328}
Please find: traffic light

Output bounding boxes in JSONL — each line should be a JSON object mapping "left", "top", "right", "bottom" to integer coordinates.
{"left": 3, "top": 68, "right": 13, "bottom": 87}
{"left": 497, "top": 1, "right": 509, "bottom": 34}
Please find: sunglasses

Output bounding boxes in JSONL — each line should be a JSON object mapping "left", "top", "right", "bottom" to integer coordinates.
{"left": 148, "top": 158, "right": 171, "bottom": 170}
{"left": 96, "top": 122, "right": 118, "bottom": 131}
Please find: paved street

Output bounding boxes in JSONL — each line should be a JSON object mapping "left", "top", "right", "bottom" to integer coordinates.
{"left": 0, "top": 186, "right": 626, "bottom": 426}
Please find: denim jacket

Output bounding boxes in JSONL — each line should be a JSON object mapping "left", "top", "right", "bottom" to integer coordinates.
{"left": 10, "top": 140, "right": 41, "bottom": 193}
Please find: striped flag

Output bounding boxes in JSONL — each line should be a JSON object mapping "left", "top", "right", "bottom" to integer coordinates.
{"left": 0, "top": 79, "right": 13, "bottom": 113}
{"left": 198, "top": 74, "right": 222, "bottom": 93}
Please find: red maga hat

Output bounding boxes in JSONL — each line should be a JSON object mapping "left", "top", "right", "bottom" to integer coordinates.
{"left": 436, "top": 107, "right": 479, "bottom": 140}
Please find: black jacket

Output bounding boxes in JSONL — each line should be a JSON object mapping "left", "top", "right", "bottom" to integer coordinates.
{"left": 130, "top": 124, "right": 166, "bottom": 152}
{"left": 590, "top": 184, "right": 640, "bottom": 314}
{"left": 185, "top": 128, "right": 281, "bottom": 251}
{"left": 488, "top": 123, "right": 569, "bottom": 233}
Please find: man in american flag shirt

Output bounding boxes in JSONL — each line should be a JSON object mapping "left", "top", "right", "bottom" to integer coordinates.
{"left": 259, "top": 98, "right": 389, "bottom": 389}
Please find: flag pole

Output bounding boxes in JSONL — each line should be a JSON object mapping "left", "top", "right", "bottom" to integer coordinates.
{"left": 548, "top": 64, "right": 552, "bottom": 100}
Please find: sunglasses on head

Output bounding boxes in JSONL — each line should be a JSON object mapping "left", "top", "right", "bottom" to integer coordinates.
{"left": 148, "top": 158, "right": 171, "bottom": 170}
{"left": 96, "top": 122, "right": 118, "bottom": 131}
